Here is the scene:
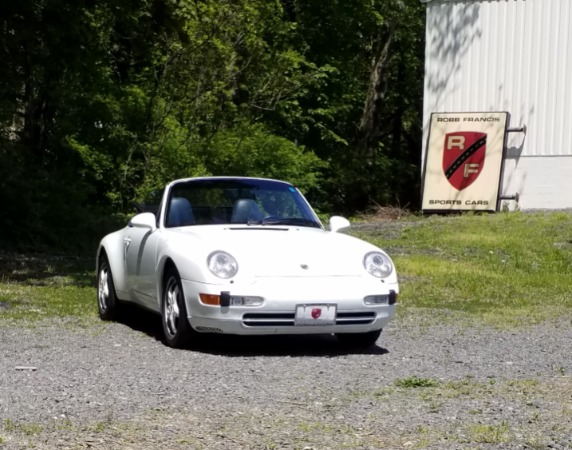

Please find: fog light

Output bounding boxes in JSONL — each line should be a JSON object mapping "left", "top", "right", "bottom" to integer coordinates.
{"left": 199, "top": 293, "right": 263, "bottom": 307}
{"left": 364, "top": 295, "right": 389, "bottom": 305}
{"left": 231, "top": 296, "right": 263, "bottom": 306}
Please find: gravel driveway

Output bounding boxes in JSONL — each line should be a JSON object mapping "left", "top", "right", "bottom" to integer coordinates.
{"left": 1, "top": 309, "right": 571, "bottom": 449}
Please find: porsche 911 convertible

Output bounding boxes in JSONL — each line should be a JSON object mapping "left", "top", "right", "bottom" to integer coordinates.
{"left": 96, "top": 177, "right": 398, "bottom": 348}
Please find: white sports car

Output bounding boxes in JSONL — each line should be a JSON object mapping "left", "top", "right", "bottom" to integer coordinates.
{"left": 96, "top": 177, "right": 398, "bottom": 348}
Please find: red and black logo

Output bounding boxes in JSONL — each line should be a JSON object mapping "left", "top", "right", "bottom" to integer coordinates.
{"left": 443, "top": 132, "right": 487, "bottom": 191}
{"left": 311, "top": 308, "right": 322, "bottom": 319}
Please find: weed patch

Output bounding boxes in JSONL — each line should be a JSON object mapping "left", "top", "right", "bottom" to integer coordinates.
{"left": 395, "top": 376, "right": 439, "bottom": 388}
{"left": 352, "top": 211, "right": 572, "bottom": 327}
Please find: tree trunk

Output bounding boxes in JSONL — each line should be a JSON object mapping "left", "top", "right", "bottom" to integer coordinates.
{"left": 22, "top": 46, "right": 48, "bottom": 158}
{"left": 358, "top": 25, "right": 394, "bottom": 159}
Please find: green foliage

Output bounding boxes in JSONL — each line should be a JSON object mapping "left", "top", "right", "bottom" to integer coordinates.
{"left": 204, "top": 123, "right": 325, "bottom": 192}
{"left": 290, "top": 0, "right": 426, "bottom": 212}
{"left": 0, "top": 0, "right": 426, "bottom": 251}
{"left": 0, "top": 142, "right": 122, "bottom": 254}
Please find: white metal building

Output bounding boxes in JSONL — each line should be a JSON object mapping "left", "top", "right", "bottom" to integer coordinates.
{"left": 422, "top": 0, "right": 572, "bottom": 209}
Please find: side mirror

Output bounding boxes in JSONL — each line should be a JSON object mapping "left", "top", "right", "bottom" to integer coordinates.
{"left": 129, "top": 212, "right": 157, "bottom": 230}
{"left": 329, "top": 216, "right": 351, "bottom": 233}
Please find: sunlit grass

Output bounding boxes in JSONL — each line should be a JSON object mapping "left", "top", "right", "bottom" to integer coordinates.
{"left": 353, "top": 211, "right": 572, "bottom": 327}
{"left": 465, "top": 422, "right": 511, "bottom": 444}
{"left": 1, "top": 212, "right": 572, "bottom": 327}
{"left": 394, "top": 376, "right": 439, "bottom": 388}
{"left": 0, "top": 255, "right": 96, "bottom": 323}
{"left": 0, "top": 284, "right": 96, "bottom": 321}
{"left": 2, "top": 419, "right": 43, "bottom": 436}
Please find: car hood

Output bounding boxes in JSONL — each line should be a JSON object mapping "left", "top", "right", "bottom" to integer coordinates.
{"left": 167, "top": 225, "right": 381, "bottom": 278}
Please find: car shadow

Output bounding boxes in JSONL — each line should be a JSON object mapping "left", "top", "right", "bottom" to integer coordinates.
{"left": 116, "top": 303, "right": 390, "bottom": 358}
{"left": 117, "top": 302, "right": 164, "bottom": 340}
{"left": 192, "top": 334, "right": 390, "bottom": 358}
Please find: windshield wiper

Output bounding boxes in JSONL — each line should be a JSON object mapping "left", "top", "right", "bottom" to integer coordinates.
{"left": 261, "top": 217, "right": 321, "bottom": 228}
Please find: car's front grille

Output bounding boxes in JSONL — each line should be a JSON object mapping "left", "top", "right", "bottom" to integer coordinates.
{"left": 242, "top": 311, "right": 376, "bottom": 327}
{"left": 195, "top": 326, "right": 224, "bottom": 333}
{"left": 335, "top": 311, "right": 377, "bottom": 325}
{"left": 242, "top": 313, "right": 294, "bottom": 327}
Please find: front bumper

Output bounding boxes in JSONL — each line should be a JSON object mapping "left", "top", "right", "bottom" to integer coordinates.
{"left": 181, "top": 276, "right": 398, "bottom": 335}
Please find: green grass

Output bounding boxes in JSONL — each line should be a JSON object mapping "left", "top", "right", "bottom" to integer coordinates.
{"left": 2, "top": 419, "right": 43, "bottom": 436}
{"left": 466, "top": 421, "right": 512, "bottom": 444}
{"left": 0, "top": 254, "right": 96, "bottom": 323}
{"left": 394, "top": 376, "right": 439, "bottom": 388}
{"left": 352, "top": 211, "right": 572, "bottom": 327}
{"left": 1, "top": 211, "right": 571, "bottom": 328}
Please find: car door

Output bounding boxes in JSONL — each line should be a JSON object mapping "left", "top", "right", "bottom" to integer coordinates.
{"left": 125, "top": 225, "right": 160, "bottom": 310}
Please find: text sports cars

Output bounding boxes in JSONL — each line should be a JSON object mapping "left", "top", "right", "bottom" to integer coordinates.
{"left": 96, "top": 177, "right": 398, "bottom": 348}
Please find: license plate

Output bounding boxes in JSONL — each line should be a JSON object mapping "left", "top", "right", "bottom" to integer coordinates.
{"left": 295, "top": 304, "right": 337, "bottom": 326}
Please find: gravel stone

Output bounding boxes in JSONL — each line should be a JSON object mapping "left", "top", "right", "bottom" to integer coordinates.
{"left": 0, "top": 311, "right": 571, "bottom": 449}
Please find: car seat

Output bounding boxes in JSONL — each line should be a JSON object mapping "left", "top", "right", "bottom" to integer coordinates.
{"left": 167, "top": 197, "right": 195, "bottom": 227}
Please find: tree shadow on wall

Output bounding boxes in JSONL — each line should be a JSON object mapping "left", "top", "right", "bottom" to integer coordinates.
{"left": 425, "top": 2, "right": 481, "bottom": 104}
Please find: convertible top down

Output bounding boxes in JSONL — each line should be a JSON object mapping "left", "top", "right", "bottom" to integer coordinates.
{"left": 97, "top": 177, "right": 398, "bottom": 348}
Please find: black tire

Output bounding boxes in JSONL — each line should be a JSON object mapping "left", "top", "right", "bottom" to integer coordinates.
{"left": 336, "top": 329, "right": 382, "bottom": 348}
{"left": 97, "top": 255, "right": 120, "bottom": 321}
{"left": 161, "top": 268, "right": 195, "bottom": 348}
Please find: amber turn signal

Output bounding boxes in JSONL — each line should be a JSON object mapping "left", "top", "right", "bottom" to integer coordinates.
{"left": 199, "top": 293, "right": 220, "bottom": 305}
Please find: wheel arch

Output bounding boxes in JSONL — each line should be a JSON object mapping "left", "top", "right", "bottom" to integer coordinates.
{"left": 96, "top": 233, "right": 129, "bottom": 298}
{"left": 157, "top": 257, "right": 178, "bottom": 305}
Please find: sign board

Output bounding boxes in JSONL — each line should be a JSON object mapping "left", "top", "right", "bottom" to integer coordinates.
{"left": 422, "top": 112, "right": 509, "bottom": 212}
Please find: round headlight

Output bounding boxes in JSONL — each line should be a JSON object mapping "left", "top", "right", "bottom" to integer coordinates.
{"left": 207, "top": 251, "right": 238, "bottom": 279}
{"left": 363, "top": 251, "right": 393, "bottom": 278}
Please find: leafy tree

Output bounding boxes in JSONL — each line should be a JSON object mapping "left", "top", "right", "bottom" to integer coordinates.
{"left": 276, "top": 0, "right": 426, "bottom": 212}
{"left": 0, "top": 0, "right": 118, "bottom": 251}
{"left": 204, "top": 122, "right": 324, "bottom": 191}
{"left": 0, "top": 0, "right": 427, "bottom": 252}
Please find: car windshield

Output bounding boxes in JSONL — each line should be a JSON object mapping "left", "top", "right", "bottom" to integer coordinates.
{"left": 164, "top": 178, "right": 322, "bottom": 228}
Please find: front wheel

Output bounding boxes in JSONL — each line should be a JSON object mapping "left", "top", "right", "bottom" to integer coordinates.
{"left": 336, "top": 329, "right": 382, "bottom": 348}
{"left": 97, "top": 255, "right": 120, "bottom": 321}
{"left": 161, "top": 268, "right": 195, "bottom": 348}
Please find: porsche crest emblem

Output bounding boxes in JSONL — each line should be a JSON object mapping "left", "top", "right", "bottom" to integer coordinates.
{"left": 311, "top": 308, "right": 322, "bottom": 319}
{"left": 443, "top": 132, "right": 487, "bottom": 191}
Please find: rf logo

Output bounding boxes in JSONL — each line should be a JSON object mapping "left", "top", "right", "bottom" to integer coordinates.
{"left": 443, "top": 132, "right": 487, "bottom": 190}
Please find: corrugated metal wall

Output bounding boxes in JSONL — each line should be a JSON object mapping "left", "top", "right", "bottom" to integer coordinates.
{"left": 423, "top": 0, "right": 572, "bottom": 209}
